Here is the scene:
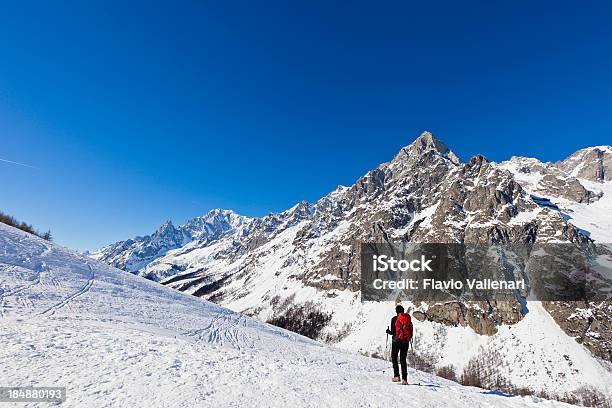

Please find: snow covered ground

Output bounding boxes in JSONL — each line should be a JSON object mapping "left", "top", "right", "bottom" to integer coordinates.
{"left": 0, "top": 224, "right": 577, "bottom": 407}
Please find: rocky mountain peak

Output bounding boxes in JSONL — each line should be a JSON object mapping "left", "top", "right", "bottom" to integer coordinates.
{"left": 155, "top": 220, "right": 177, "bottom": 236}
{"left": 181, "top": 208, "right": 249, "bottom": 242}
{"left": 468, "top": 154, "right": 490, "bottom": 167}
{"left": 198, "top": 208, "right": 240, "bottom": 225}
{"left": 286, "top": 200, "right": 312, "bottom": 216}
{"left": 402, "top": 131, "right": 462, "bottom": 165}
{"left": 414, "top": 130, "right": 446, "bottom": 149}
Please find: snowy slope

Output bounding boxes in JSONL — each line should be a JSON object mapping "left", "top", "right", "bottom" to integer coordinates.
{"left": 0, "top": 223, "right": 575, "bottom": 407}
{"left": 563, "top": 180, "right": 612, "bottom": 241}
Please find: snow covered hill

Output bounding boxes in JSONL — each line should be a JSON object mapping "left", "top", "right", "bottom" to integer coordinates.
{"left": 0, "top": 223, "right": 579, "bottom": 407}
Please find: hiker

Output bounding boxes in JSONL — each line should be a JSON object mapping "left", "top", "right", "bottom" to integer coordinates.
{"left": 386, "top": 304, "right": 413, "bottom": 385}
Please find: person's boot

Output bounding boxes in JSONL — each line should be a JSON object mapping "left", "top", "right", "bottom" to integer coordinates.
{"left": 391, "top": 376, "right": 400, "bottom": 382}
{"left": 401, "top": 379, "right": 408, "bottom": 385}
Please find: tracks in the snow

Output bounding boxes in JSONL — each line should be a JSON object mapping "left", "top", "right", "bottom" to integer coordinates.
{"left": 0, "top": 264, "right": 43, "bottom": 318}
{"left": 1, "top": 238, "right": 96, "bottom": 318}
{"left": 183, "top": 312, "right": 257, "bottom": 350}
{"left": 40, "top": 264, "right": 95, "bottom": 316}
{"left": 0, "top": 285, "right": 5, "bottom": 318}
{"left": 182, "top": 313, "right": 308, "bottom": 363}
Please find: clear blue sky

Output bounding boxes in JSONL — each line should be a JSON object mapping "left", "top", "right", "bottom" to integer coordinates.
{"left": 1, "top": 1, "right": 611, "bottom": 250}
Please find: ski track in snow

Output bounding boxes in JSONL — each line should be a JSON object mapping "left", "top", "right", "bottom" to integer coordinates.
{"left": 40, "top": 264, "right": 95, "bottom": 316}
{"left": 0, "top": 265, "right": 42, "bottom": 304}
{"left": 0, "top": 224, "right": 576, "bottom": 407}
{"left": 0, "top": 283, "right": 5, "bottom": 319}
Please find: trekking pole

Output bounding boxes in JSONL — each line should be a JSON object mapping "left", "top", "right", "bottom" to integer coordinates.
{"left": 409, "top": 329, "right": 415, "bottom": 370}
{"left": 385, "top": 329, "right": 389, "bottom": 361}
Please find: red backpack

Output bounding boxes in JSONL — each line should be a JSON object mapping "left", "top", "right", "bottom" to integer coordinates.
{"left": 395, "top": 312, "right": 413, "bottom": 342}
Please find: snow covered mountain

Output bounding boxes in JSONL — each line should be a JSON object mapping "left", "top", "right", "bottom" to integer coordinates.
{"left": 91, "top": 209, "right": 250, "bottom": 275}
{"left": 94, "top": 132, "right": 612, "bottom": 401}
{"left": 0, "top": 222, "right": 577, "bottom": 407}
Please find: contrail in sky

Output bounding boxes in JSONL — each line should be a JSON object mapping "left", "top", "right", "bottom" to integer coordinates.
{"left": 0, "top": 157, "right": 38, "bottom": 169}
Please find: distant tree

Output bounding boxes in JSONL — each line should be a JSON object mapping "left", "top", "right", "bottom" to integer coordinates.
{"left": 267, "top": 301, "right": 332, "bottom": 340}
{"left": 0, "top": 210, "right": 51, "bottom": 240}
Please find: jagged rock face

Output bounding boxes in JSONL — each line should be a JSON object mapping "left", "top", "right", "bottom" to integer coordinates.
{"left": 538, "top": 175, "right": 599, "bottom": 203}
{"left": 558, "top": 146, "right": 612, "bottom": 182}
{"left": 499, "top": 155, "right": 603, "bottom": 203}
{"left": 413, "top": 301, "right": 524, "bottom": 336}
{"left": 544, "top": 300, "right": 612, "bottom": 361}
{"left": 94, "top": 132, "right": 612, "bottom": 363}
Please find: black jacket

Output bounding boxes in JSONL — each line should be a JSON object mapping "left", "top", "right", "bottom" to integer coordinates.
{"left": 386, "top": 316, "right": 398, "bottom": 337}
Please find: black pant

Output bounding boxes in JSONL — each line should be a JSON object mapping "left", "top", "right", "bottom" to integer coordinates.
{"left": 392, "top": 341, "right": 409, "bottom": 380}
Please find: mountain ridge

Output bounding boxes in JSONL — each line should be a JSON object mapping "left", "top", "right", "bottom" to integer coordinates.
{"left": 95, "top": 133, "right": 612, "bottom": 264}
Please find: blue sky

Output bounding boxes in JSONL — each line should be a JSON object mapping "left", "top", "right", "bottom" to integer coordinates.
{"left": 1, "top": 1, "right": 611, "bottom": 250}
